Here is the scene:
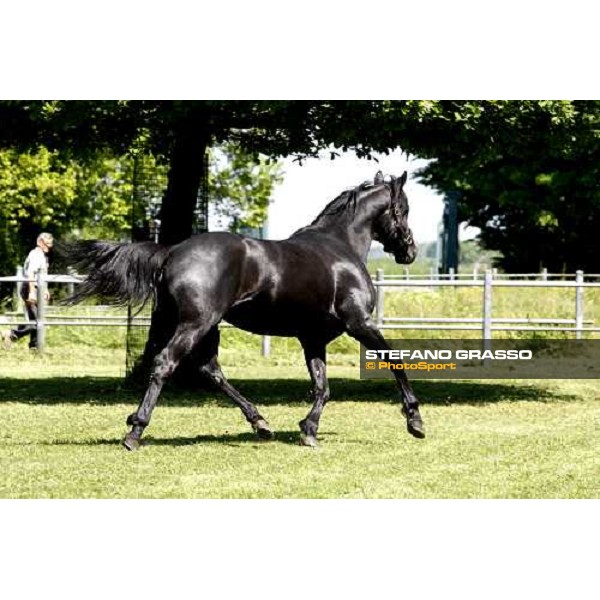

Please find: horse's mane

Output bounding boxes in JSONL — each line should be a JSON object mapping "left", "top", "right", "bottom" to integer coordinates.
{"left": 293, "top": 180, "right": 380, "bottom": 235}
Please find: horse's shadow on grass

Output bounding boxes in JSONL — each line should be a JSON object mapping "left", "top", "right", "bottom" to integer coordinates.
{"left": 0, "top": 375, "right": 583, "bottom": 408}
{"left": 48, "top": 429, "right": 316, "bottom": 448}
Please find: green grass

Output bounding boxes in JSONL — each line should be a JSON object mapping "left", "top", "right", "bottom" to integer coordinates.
{"left": 1, "top": 344, "right": 599, "bottom": 498}
{"left": 2, "top": 286, "right": 599, "bottom": 498}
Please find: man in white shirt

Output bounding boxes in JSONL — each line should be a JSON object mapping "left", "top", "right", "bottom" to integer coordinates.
{"left": 2, "top": 232, "right": 53, "bottom": 349}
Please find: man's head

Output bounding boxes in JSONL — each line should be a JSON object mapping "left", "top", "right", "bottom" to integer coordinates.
{"left": 37, "top": 232, "right": 54, "bottom": 253}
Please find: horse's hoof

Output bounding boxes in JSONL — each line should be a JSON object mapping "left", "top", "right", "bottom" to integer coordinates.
{"left": 299, "top": 433, "right": 318, "bottom": 448}
{"left": 253, "top": 419, "right": 275, "bottom": 441}
{"left": 407, "top": 418, "right": 426, "bottom": 439}
{"left": 122, "top": 434, "right": 141, "bottom": 451}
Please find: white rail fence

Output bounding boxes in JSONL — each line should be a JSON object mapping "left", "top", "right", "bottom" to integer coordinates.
{"left": 382, "top": 266, "right": 600, "bottom": 281}
{"left": 2, "top": 268, "right": 600, "bottom": 354}
{"left": 0, "top": 270, "right": 270, "bottom": 354}
{"left": 373, "top": 268, "right": 600, "bottom": 339}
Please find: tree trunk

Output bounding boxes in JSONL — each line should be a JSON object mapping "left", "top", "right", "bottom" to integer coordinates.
{"left": 129, "top": 126, "right": 210, "bottom": 389}
{"left": 159, "top": 128, "right": 209, "bottom": 246}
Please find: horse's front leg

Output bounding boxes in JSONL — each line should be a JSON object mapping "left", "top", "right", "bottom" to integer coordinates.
{"left": 298, "top": 339, "right": 330, "bottom": 448}
{"left": 345, "top": 316, "right": 425, "bottom": 439}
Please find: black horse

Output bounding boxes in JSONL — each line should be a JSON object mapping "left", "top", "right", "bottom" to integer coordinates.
{"left": 67, "top": 170, "right": 424, "bottom": 449}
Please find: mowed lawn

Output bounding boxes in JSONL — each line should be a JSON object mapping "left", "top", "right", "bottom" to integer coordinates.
{"left": 0, "top": 344, "right": 599, "bottom": 498}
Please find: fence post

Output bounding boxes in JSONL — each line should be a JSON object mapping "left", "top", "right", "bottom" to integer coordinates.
{"left": 36, "top": 269, "right": 47, "bottom": 353}
{"left": 483, "top": 269, "right": 493, "bottom": 353}
{"left": 575, "top": 270, "right": 584, "bottom": 340}
{"left": 375, "top": 268, "right": 384, "bottom": 327}
{"left": 261, "top": 335, "right": 271, "bottom": 358}
{"left": 541, "top": 267, "right": 548, "bottom": 281}
{"left": 66, "top": 266, "right": 76, "bottom": 298}
{"left": 14, "top": 266, "right": 24, "bottom": 313}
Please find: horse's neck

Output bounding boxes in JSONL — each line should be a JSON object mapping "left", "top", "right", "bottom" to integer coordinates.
{"left": 307, "top": 216, "right": 375, "bottom": 263}
{"left": 342, "top": 223, "right": 374, "bottom": 262}
{"left": 339, "top": 191, "right": 387, "bottom": 261}
{"left": 298, "top": 187, "right": 387, "bottom": 262}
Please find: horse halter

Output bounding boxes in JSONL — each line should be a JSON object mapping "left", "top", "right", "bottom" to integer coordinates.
{"left": 372, "top": 171, "right": 411, "bottom": 243}
{"left": 386, "top": 184, "right": 413, "bottom": 247}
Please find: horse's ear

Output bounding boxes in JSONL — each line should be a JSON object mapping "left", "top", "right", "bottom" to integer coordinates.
{"left": 399, "top": 171, "right": 408, "bottom": 188}
{"left": 374, "top": 171, "right": 384, "bottom": 185}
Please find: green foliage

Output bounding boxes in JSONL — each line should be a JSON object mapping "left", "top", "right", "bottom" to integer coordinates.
{"left": 1, "top": 100, "right": 584, "bottom": 167}
{"left": 72, "top": 154, "right": 133, "bottom": 239}
{"left": 208, "top": 142, "right": 284, "bottom": 232}
{"left": 0, "top": 148, "right": 133, "bottom": 275}
{"left": 2, "top": 100, "right": 597, "bottom": 270}
{"left": 416, "top": 101, "right": 600, "bottom": 272}
{"left": 0, "top": 141, "right": 280, "bottom": 281}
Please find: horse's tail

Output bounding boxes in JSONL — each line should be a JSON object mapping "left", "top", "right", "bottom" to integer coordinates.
{"left": 60, "top": 240, "right": 171, "bottom": 306}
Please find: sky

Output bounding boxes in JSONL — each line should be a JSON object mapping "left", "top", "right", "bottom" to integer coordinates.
{"left": 266, "top": 148, "right": 478, "bottom": 244}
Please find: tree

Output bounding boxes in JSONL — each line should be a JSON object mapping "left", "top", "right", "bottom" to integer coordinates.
{"left": 209, "top": 141, "right": 284, "bottom": 232}
{"left": 415, "top": 101, "right": 600, "bottom": 272}
{"left": 0, "top": 101, "right": 581, "bottom": 247}
{"left": 0, "top": 139, "right": 283, "bottom": 273}
{"left": 0, "top": 147, "right": 132, "bottom": 277}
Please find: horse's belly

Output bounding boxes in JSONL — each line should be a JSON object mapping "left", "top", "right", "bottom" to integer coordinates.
{"left": 224, "top": 301, "right": 339, "bottom": 337}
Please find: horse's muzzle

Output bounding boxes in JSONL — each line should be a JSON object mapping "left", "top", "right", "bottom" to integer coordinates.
{"left": 394, "top": 240, "right": 417, "bottom": 264}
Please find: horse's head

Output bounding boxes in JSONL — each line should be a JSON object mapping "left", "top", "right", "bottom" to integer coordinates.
{"left": 372, "top": 171, "right": 417, "bottom": 264}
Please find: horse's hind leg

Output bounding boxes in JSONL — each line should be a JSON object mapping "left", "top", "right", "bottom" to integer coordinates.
{"left": 123, "top": 321, "right": 207, "bottom": 450}
{"left": 198, "top": 328, "right": 274, "bottom": 440}
{"left": 298, "top": 338, "right": 329, "bottom": 448}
